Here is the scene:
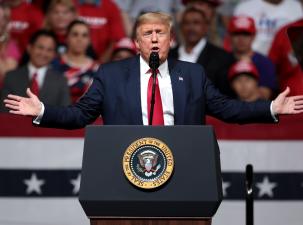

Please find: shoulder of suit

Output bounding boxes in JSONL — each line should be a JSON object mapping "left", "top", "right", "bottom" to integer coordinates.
{"left": 4, "top": 66, "right": 27, "bottom": 81}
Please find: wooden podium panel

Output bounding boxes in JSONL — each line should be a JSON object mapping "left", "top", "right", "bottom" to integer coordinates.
{"left": 91, "top": 219, "right": 211, "bottom": 225}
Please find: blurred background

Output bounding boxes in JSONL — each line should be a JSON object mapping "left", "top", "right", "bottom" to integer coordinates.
{"left": 0, "top": 0, "right": 303, "bottom": 225}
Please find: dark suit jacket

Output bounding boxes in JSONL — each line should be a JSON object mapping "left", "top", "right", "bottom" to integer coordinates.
{"left": 39, "top": 56, "right": 273, "bottom": 129}
{"left": 0, "top": 66, "right": 71, "bottom": 112}
{"left": 169, "top": 41, "right": 236, "bottom": 97}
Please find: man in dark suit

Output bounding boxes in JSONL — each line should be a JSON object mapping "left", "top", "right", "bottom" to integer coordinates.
{"left": 3, "top": 12, "right": 303, "bottom": 129}
{"left": 169, "top": 6, "right": 235, "bottom": 96}
{"left": 0, "top": 30, "right": 70, "bottom": 112}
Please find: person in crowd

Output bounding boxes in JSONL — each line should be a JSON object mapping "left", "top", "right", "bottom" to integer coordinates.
{"left": 268, "top": 18, "right": 303, "bottom": 96}
{"left": 169, "top": 6, "right": 235, "bottom": 97}
{"left": 111, "top": 37, "right": 137, "bottom": 61}
{"left": 52, "top": 20, "right": 98, "bottom": 103}
{"left": 0, "top": 4, "right": 20, "bottom": 85}
{"left": 3, "top": 12, "right": 303, "bottom": 131}
{"left": 4, "top": 0, "right": 44, "bottom": 56}
{"left": 0, "top": 30, "right": 70, "bottom": 112}
{"left": 77, "top": 0, "right": 126, "bottom": 63}
{"left": 228, "top": 15, "right": 277, "bottom": 99}
{"left": 228, "top": 60, "right": 262, "bottom": 102}
{"left": 182, "top": 0, "right": 223, "bottom": 46}
{"left": 233, "top": 0, "right": 303, "bottom": 55}
{"left": 44, "top": 0, "right": 77, "bottom": 54}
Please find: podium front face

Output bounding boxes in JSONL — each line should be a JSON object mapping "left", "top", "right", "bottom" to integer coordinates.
{"left": 79, "top": 126, "right": 222, "bottom": 219}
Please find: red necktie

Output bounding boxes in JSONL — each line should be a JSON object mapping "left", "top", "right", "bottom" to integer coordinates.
{"left": 31, "top": 72, "right": 39, "bottom": 96}
{"left": 147, "top": 70, "right": 164, "bottom": 125}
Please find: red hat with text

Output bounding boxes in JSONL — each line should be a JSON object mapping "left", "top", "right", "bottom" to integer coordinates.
{"left": 228, "top": 60, "right": 259, "bottom": 81}
{"left": 228, "top": 16, "right": 256, "bottom": 34}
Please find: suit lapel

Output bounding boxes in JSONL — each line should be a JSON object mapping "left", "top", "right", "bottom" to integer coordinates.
{"left": 39, "top": 68, "right": 53, "bottom": 102}
{"left": 168, "top": 59, "right": 186, "bottom": 125}
{"left": 125, "top": 56, "right": 143, "bottom": 125}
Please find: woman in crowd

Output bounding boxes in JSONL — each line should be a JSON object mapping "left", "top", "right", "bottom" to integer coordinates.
{"left": 52, "top": 20, "right": 98, "bottom": 103}
{"left": 44, "top": 0, "right": 77, "bottom": 54}
{"left": 0, "top": 4, "right": 20, "bottom": 85}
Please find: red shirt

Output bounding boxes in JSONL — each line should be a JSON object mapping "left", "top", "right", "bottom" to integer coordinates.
{"left": 9, "top": 1, "right": 44, "bottom": 55}
{"left": 77, "top": 1, "right": 126, "bottom": 59}
{"left": 268, "top": 19, "right": 303, "bottom": 95}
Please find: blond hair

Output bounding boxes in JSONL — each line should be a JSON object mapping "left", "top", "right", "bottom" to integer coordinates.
{"left": 44, "top": 0, "right": 77, "bottom": 30}
{"left": 134, "top": 12, "right": 173, "bottom": 38}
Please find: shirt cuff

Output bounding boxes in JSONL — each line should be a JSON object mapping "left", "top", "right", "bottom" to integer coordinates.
{"left": 270, "top": 101, "right": 278, "bottom": 123}
{"left": 33, "top": 102, "right": 45, "bottom": 125}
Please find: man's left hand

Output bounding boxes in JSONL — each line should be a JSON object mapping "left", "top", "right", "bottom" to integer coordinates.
{"left": 272, "top": 87, "right": 303, "bottom": 115}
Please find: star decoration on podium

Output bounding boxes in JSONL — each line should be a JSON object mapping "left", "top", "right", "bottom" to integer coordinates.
{"left": 70, "top": 174, "right": 81, "bottom": 194}
{"left": 23, "top": 173, "right": 45, "bottom": 195}
{"left": 222, "top": 180, "right": 231, "bottom": 197}
{"left": 256, "top": 176, "right": 277, "bottom": 198}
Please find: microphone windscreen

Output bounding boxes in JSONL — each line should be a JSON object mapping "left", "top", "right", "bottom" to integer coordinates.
{"left": 149, "top": 52, "right": 160, "bottom": 70}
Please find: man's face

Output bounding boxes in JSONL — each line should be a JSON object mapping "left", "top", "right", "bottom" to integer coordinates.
{"left": 231, "top": 33, "right": 254, "bottom": 54}
{"left": 27, "top": 36, "right": 56, "bottom": 68}
{"left": 181, "top": 11, "right": 208, "bottom": 46}
{"left": 135, "top": 22, "right": 172, "bottom": 64}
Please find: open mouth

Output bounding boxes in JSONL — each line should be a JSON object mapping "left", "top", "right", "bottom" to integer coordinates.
{"left": 151, "top": 47, "right": 159, "bottom": 52}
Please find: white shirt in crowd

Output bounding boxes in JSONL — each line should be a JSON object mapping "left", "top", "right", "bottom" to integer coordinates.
{"left": 178, "top": 38, "right": 207, "bottom": 63}
{"left": 234, "top": 0, "right": 303, "bottom": 55}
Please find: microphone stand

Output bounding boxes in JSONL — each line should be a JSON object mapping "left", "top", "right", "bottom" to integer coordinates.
{"left": 149, "top": 68, "right": 157, "bottom": 125}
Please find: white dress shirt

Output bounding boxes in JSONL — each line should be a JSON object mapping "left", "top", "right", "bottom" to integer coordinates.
{"left": 178, "top": 38, "right": 207, "bottom": 63}
{"left": 140, "top": 56, "right": 174, "bottom": 125}
{"left": 28, "top": 63, "right": 48, "bottom": 89}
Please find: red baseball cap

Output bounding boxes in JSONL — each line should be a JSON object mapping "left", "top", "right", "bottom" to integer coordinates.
{"left": 113, "top": 38, "right": 137, "bottom": 55}
{"left": 182, "top": 0, "right": 222, "bottom": 7}
{"left": 228, "top": 16, "right": 256, "bottom": 34}
{"left": 228, "top": 60, "right": 259, "bottom": 81}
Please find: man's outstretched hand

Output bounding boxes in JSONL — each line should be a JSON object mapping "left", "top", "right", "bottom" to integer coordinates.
{"left": 4, "top": 88, "right": 42, "bottom": 117}
{"left": 272, "top": 87, "right": 303, "bottom": 115}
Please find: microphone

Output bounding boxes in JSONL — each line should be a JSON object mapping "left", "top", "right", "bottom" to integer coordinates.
{"left": 148, "top": 52, "right": 160, "bottom": 125}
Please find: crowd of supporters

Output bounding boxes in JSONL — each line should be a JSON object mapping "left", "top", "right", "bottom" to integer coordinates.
{"left": 0, "top": 0, "right": 303, "bottom": 111}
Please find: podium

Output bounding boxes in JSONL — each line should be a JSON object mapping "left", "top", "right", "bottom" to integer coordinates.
{"left": 79, "top": 126, "right": 222, "bottom": 225}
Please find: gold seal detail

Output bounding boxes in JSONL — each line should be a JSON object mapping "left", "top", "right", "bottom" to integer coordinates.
{"left": 122, "top": 137, "right": 174, "bottom": 189}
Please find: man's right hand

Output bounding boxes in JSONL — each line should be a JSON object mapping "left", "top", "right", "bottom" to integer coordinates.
{"left": 3, "top": 88, "right": 42, "bottom": 117}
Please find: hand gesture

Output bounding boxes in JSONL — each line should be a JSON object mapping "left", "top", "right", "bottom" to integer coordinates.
{"left": 3, "top": 88, "right": 42, "bottom": 117}
{"left": 272, "top": 87, "right": 303, "bottom": 115}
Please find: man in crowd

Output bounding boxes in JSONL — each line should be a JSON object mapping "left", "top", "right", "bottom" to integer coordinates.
{"left": 228, "top": 15, "right": 277, "bottom": 99}
{"left": 0, "top": 30, "right": 70, "bottom": 112}
{"left": 169, "top": 7, "right": 235, "bottom": 96}
{"left": 3, "top": 12, "right": 303, "bottom": 132}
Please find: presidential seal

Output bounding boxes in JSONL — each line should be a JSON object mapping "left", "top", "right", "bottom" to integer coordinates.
{"left": 122, "top": 137, "right": 174, "bottom": 189}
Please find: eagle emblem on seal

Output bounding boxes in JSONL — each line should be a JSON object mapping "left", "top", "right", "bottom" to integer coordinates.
{"left": 137, "top": 150, "right": 161, "bottom": 177}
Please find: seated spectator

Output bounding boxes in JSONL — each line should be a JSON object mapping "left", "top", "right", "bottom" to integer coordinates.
{"left": 0, "top": 30, "right": 70, "bottom": 112}
{"left": 5, "top": 0, "right": 44, "bottom": 56}
{"left": 169, "top": 6, "right": 235, "bottom": 97}
{"left": 0, "top": 4, "right": 20, "bottom": 85}
{"left": 228, "top": 60, "right": 261, "bottom": 102}
{"left": 233, "top": 0, "right": 303, "bottom": 55}
{"left": 44, "top": 0, "right": 77, "bottom": 54}
{"left": 111, "top": 37, "right": 137, "bottom": 61}
{"left": 77, "top": 0, "right": 126, "bottom": 63}
{"left": 52, "top": 20, "right": 98, "bottom": 103}
{"left": 269, "top": 18, "right": 303, "bottom": 96}
{"left": 228, "top": 15, "right": 277, "bottom": 99}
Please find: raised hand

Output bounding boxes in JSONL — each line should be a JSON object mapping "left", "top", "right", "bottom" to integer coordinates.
{"left": 272, "top": 87, "right": 303, "bottom": 115}
{"left": 3, "top": 88, "right": 42, "bottom": 117}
